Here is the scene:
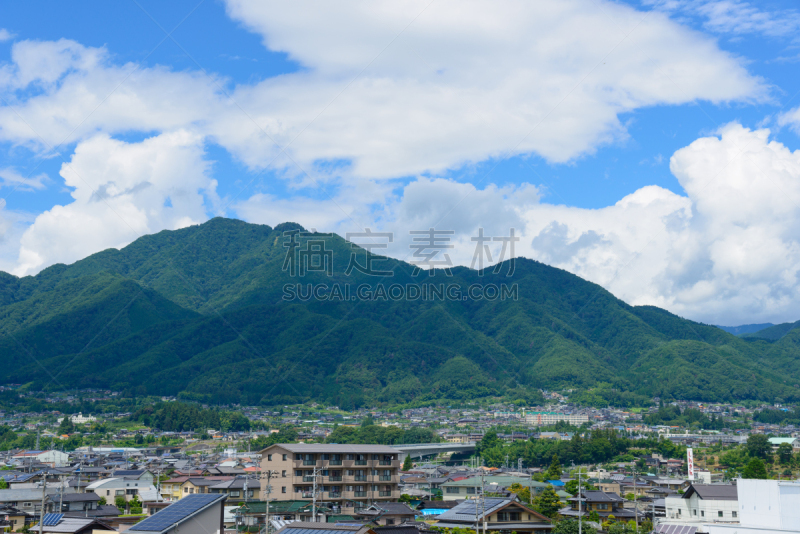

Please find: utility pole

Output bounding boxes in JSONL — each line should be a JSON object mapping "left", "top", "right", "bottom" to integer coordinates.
{"left": 263, "top": 469, "right": 278, "bottom": 534}
{"left": 572, "top": 462, "right": 581, "bottom": 534}
{"left": 38, "top": 477, "right": 47, "bottom": 534}
{"left": 633, "top": 468, "right": 638, "bottom": 531}
{"left": 312, "top": 465, "right": 319, "bottom": 523}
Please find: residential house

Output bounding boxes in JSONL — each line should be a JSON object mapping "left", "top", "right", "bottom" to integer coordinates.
{"left": 276, "top": 522, "right": 377, "bottom": 534}
{"left": 434, "top": 497, "right": 552, "bottom": 533}
{"left": 354, "top": 502, "right": 421, "bottom": 525}
{"left": 159, "top": 476, "right": 232, "bottom": 501}
{"left": 31, "top": 516, "right": 115, "bottom": 533}
{"left": 208, "top": 477, "right": 261, "bottom": 501}
{"left": 59, "top": 492, "right": 102, "bottom": 513}
{"left": 125, "top": 493, "right": 227, "bottom": 534}
{"left": 664, "top": 484, "right": 738, "bottom": 522}
{"left": 440, "top": 476, "right": 549, "bottom": 501}
{"left": 768, "top": 437, "right": 800, "bottom": 452}
{"left": 86, "top": 477, "right": 157, "bottom": 504}
{"left": 0, "top": 488, "right": 57, "bottom": 516}
{"left": 559, "top": 491, "right": 638, "bottom": 521}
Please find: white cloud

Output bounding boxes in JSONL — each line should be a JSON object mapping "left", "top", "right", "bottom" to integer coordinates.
{"left": 232, "top": 124, "right": 800, "bottom": 325}
{"left": 0, "top": 1, "right": 788, "bottom": 325}
{"left": 0, "top": 167, "right": 47, "bottom": 191}
{"left": 13, "top": 131, "right": 218, "bottom": 275}
{"left": 0, "top": 1, "right": 765, "bottom": 177}
{"left": 218, "top": 0, "right": 766, "bottom": 175}
{"left": 644, "top": 0, "right": 800, "bottom": 38}
{"left": 0, "top": 29, "right": 14, "bottom": 42}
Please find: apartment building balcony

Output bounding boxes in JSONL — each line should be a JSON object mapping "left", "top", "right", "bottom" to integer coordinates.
{"left": 329, "top": 492, "right": 342, "bottom": 499}
{"left": 379, "top": 460, "right": 392, "bottom": 466}
{"left": 354, "top": 491, "right": 367, "bottom": 497}
{"left": 354, "top": 460, "right": 367, "bottom": 466}
{"left": 379, "top": 476, "right": 392, "bottom": 481}
{"left": 354, "top": 476, "right": 367, "bottom": 482}
{"left": 303, "top": 460, "right": 317, "bottom": 466}
{"left": 379, "top": 491, "right": 392, "bottom": 497}
{"left": 303, "top": 476, "right": 315, "bottom": 482}
{"left": 328, "top": 460, "right": 343, "bottom": 466}
{"left": 328, "top": 476, "right": 342, "bottom": 482}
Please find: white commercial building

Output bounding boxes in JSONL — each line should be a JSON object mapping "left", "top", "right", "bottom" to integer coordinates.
{"left": 703, "top": 479, "right": 800, "bottom": 534}
{"left": 524, "top": 412, "right": 588, "bottom": 426}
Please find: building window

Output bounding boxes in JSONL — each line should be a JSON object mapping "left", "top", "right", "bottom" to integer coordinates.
{"left": 497, "top": 512, "right": 521, "bottom": 522}
{"left": 693, "top": 510, "right": 697, "bottom": 516}
{"left": 466, "top": 488, "right": 476, "bottom": 494}
{"left": 184, "top": 488, "right": 188, "bottom": 493}
{"left": 282, "top": 470, "right": 287, "bottom": 477}
{"left": 268, "top": 454, "right": 273, "bottom": 461}
{"left": 732, "top": 512, "right": 737, "bottom": 518}
{"left": 189, "top": 488, "right": 194, "bottom": 494}
{"left": 282, "top": 487, "right": 287, "bottom": 493}
{"left": 387, "top": 520, "right": 395, "bottom": 525}
{"left": 446, "top": 487, "right": 460, "bottom": 494}
{"left": 231, "top": 491, "right": 240, "bottom": 497}
{"left": 718, "top": 511, "right": 723, "bottom": 517}
{"left": 283, "top": 454, "right": 287, "bottom": 461}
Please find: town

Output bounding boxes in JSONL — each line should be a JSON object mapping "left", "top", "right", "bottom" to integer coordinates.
{"left": 1, "top": 388, "right": 798, "bottom": 533}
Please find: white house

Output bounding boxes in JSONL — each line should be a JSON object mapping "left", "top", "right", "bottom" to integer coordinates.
{"left": 86, "top": 477, "right": 157, "bottom": 504}
{"left": 664, "top": 484, "right": 738, "bottom": 522}
{"left": 11, "top": 450, "right": 69, "bottom": 468}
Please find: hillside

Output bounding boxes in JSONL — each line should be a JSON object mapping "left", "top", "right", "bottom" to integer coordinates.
{"left": 1, "top": 217, "right": 799, "bottom": 407}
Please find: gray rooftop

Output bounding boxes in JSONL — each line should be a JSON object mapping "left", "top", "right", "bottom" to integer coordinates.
{"left": 262, "top": 444, "right": 399, "bottom": 454}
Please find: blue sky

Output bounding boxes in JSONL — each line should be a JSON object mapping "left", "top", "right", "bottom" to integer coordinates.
{"left": 2, "top": 0, "right": 800, "bottom": 324}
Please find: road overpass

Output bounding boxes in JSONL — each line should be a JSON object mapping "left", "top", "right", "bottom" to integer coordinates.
{"left": 391, "top": 442, "right": 477, "bottom": 460}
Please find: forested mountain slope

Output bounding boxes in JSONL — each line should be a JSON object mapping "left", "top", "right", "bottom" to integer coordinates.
{"left": 1, "top": 217, "right": 798, "bottom": 407}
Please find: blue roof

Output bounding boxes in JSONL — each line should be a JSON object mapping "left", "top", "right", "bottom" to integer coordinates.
{"left": 547, "top": 480, "right": 565, "bottom": 486}
{"left": 128, "top": 494, "right": 225, "bottom": 533}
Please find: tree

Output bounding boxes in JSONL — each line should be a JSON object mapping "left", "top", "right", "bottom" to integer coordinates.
{"left": 533, "top": 486, "right": 561, "bottom": 518}
{"left": 477, "top": 430, "right": 502, "bottom": 455}
{"left": 552, "top": 518, "right": 597, "bottom": 534}
{"left": 545, "top": 454, "right": 562, "bottom": 480}
{"left": 588, "top": 511, "right": 600, "bottom": 522}
{"left": 777, "top": 442, "right": 793, "bottom": 465}
{"left": 403, "top": 455, "right": 413, "bottom": 471}
{"left": 114, "top": 496, "right": 127, "bottom": 512}
{"left": 0, "top": 478, "right": 7, "bottom": 489}
{"left": 742, "top": 458, "right": 768, "bottom": 479}
{"left": 508, "top": 482, "right": 532, "bottom": 504}
{"left": 98, "top": 497, "right": 106, "bottom": 505}
{"left": 399, "top": 494, "right": 413, "bottom": 503}
{"left": 58, "top": 416, "right": 74, "bottom": 435}
{"left": 129, "top": 495, "right": 143, "bottom": 514}
{"left": 746, "top": 434, "right": 770, "bottom": 460}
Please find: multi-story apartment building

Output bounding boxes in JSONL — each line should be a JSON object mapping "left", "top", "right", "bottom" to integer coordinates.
{"left": 524, "top": 412, "right": 589, "bottom": 426}
{"left": 259, "top": 444, "right": 401, "bottom": 509}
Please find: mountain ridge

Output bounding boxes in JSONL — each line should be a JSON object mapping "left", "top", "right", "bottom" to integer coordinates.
{"left": 2, "top": 217, "right": 799, "bottom": 407}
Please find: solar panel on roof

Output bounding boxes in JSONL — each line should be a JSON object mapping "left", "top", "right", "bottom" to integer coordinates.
{"left": 284, "top": 529, "right": 358, "bottom": 534}
{"left": 128, "top": 494, "right": 223, "bottom": 532}
{"left": 42, "top": 513, "right": 64, "bottom": 526}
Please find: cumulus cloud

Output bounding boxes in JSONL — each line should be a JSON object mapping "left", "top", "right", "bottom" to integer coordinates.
{"left": 231, "top": 124, "right": 800, "bottom": 325}
{"left": 0, "top": 1, "right": 766, "bottom": 176}
{"left": 0, "top": 29, "right": 14, "bottom": 43}
{"left": 13, "top": 131, "right": 218, "bottom": 275}
{"left": 0, "top": 1, "right": 788, "bottom": 325}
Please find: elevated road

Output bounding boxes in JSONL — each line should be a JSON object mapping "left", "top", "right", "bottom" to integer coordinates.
{"left": 391, "top": 442, "right": 477, "bottom": 460}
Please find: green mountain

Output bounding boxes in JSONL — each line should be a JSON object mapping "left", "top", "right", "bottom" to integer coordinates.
{"left": 742, "top": 320, "right": 800, "bottom": 341}
{"left": 716, "top": 323, "right": 774, "bottom": 336}
{"left": 2, "top": 217, "right": 799, "bottom": 407}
